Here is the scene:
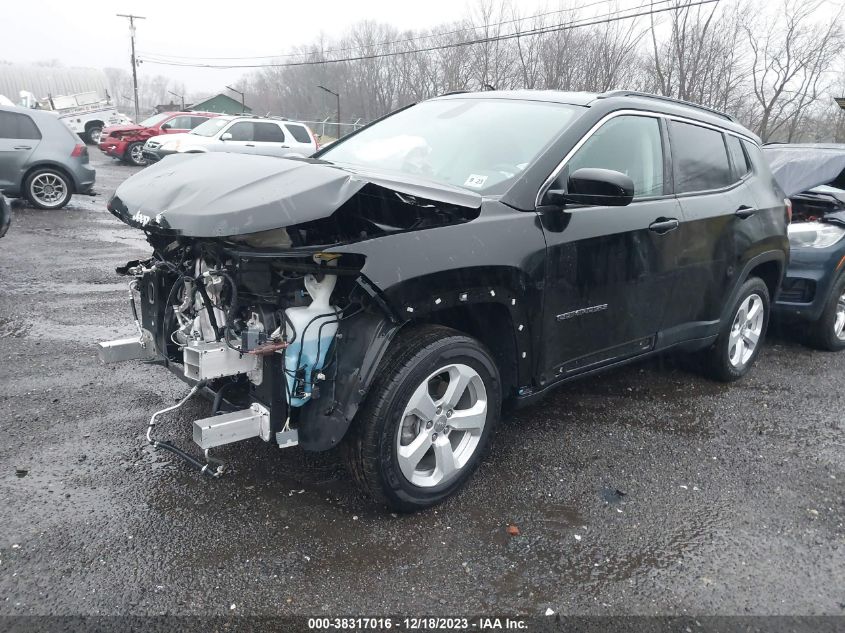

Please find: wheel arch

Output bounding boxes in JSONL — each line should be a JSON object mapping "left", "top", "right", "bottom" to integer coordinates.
{"left": 297, "top": 275, "right": 534, "bottom": 451}
{"left": 22, "top": 162, "right": 77, "bottom": 194}
{"left": 84, "top": 119, "right": 104, "bottom": 131}
{"left": 721, "top": 250, "right": 786, "bottom": 323}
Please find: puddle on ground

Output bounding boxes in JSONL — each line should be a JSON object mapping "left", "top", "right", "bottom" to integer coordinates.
{"left": 601, "top": 487, "right": 626, "bottom": 504}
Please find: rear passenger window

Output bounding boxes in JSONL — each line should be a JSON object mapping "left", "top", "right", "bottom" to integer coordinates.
{"left": 725, "top": 135, "right": 750, "bottom": 180}
{"left": 670, "top": 121, "right": 733, "bottom": 193}
{"left": 254, "top": 122, "right": 285, "bottom": 143}
{"left": 742, "top": 140, "right": 764, "bottom": 174}
{"left": 0, "top": 111, "right": 41, "bottom": 140}
{"left": 285, "top": 124, "right": 312, "bottom": 144}
{"left": 565, "top": 115, "right": 664, "bottom": 199}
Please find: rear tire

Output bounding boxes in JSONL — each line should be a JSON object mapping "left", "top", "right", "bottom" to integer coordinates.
{"left": 24, "top": 168, "right": 73, "bottom": 210}
{"left": 807, "top": 273, "right": 845, "bottom": 351}
{"left": 0, "top": 196, "right": 11, "bottom": 238}
{"left": 702, "top": 277, "right": 770, "bottom": 382}
{"left": 342, "top": 325, "right": 501, "bottom": 512}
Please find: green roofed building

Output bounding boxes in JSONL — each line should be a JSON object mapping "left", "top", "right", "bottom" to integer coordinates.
{"left": 189, "top": 93, "right": 252, "bottom": 115}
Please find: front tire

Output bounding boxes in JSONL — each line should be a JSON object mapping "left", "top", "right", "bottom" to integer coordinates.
{"left": 84, "top": 125, "right": 102, "bottom": 145}
{"left": 124, "top": 142, "right": 146, "bottom": 166}
{"left": 24, "top": 168, "right": 73, "bottom": 210}
{"left": 343, "top": 325, "right": 501, "bottom": 512}
{"left": 703, "top": 276, "right": 770, "bottom": 382}
{"left": 807, "top": 273, "right": 845, "bottom": 351}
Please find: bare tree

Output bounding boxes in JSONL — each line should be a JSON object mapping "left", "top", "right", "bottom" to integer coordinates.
{"left": 744, "top": 0, "right": 844, "bottom": 141}
{"left": 235, "top": 0, "right": 844, "bottom": 141}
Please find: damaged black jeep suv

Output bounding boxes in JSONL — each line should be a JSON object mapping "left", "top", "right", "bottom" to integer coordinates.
{"left": 100, "top": 89, "right": 788, "bottom": 511}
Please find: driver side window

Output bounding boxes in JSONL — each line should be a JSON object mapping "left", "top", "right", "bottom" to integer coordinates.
{"left": 226, "top": 122, "right": 255, "bottom": 141}
{"left": 564, "top": 115, "right": 665, "bottom": 199}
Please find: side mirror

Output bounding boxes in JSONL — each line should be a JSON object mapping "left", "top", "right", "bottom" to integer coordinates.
{"left": 161, "top": 122, "right": 171, "bottom": 130}
{"left": 545, "top": 168, "right": 635, "bottom": 207}
{"left": 220, "top": 132, "right": 232, "bottom": 141}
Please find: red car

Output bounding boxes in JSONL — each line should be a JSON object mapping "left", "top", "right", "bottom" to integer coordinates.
{"left": 98, "top": 111, "right": 219, "bottom": 166}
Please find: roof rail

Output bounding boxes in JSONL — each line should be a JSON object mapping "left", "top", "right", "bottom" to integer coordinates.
{"left": 595, "top": 90, "right": 736, "bottom": 122}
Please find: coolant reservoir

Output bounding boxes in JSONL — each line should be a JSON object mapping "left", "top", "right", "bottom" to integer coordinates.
{"left": 284, "top": 273, "right": 338, "bottom": 407}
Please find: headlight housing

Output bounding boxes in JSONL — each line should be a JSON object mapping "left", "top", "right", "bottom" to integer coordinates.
{"left": 160, "top": 140, "right": 181, "bottom": 152}
{"left": 787, "top": 222, "right": 845, "bottom": 249}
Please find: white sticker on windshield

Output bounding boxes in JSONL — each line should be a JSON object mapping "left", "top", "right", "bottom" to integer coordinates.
{"left": 464, "top": 174, "right": 488, "bottom": 188}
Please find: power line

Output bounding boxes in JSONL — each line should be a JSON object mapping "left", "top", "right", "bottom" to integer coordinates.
{"left": 137, "top": 0, "right": 626, "bottom": 63}
{"left": 139, "top": 0, "right": 716, "bottom": 70}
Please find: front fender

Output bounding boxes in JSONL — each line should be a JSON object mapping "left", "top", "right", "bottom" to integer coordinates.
{"left": 296, "top": 309, "right": 404, "bottom": 451}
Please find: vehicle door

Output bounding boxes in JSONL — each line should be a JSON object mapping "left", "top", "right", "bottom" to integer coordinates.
{"left": 282, "top": 123, "right": 316, "bottom": 156}
{"left": 664, "top": 119, "right": 758, "bottom": 331}
{"left": 0, "top": 110, "right": 41, "bottom": 191}
{"left": 217, "top": 121, "right": 257, "bottom": 154}
{"left": 160, "top": 115, "right": 194, "bottom": 135}
{"left": 251, "top": 122, "right": 291, "bottom": 156}
{"left": 537, "top": 112, "right": 683, "bottom": 380}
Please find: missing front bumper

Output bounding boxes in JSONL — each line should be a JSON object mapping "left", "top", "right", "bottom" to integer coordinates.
{"left": 97, "top": 329, "right": 157, "bottom": 363}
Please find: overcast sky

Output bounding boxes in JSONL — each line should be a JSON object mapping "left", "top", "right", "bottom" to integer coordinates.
{"left": 1, "top": 0, "right": 656, "bottom": 94}
{"left": 0, "top": 0, "right": 536, "bottom": 93}
{"left": 4, "top": 0, "right": 839, "bottom": 96}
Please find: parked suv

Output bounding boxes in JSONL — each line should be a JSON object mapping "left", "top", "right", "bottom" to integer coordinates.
{"left": 765, "top": 143, "right": 845, "bottom": 350}
{"left": 141, "top": 115, "right": 318, "bottom": 162}
{"left": 99, "top": 111, "right": 219, "bottom": 166}
{"left": 0, "top": 105, "right": 96, "bottom": 209}
{"left": 99, "top": 90, "right": 787, "bottom": 511}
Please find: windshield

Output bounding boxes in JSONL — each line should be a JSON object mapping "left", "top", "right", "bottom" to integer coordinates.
{"left": 318, "top": 98, "right": 584, "bottom": 194}
{"left": 191, "top": 117, "right": 232, "bottom": 137}
{"left": 138, "top": 113, "right": 171, "bottom": 127}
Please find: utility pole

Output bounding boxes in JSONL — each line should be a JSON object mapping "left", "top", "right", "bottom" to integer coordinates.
{"left": 317, "top": 85, "right": 341, "bottom": 139}
{"left": 225, "top": 86, "right": 246, "bottom": 113}
{"left": 117, "top": 13, "right": 145, "bottom": 122}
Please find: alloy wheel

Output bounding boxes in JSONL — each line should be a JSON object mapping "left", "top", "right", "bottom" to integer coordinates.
{"left": 834, "top": 290, "right": 845, "bottom": 341}
{"left": 396, "top": 363, "right": 488, "bottom": 488}
{"left": 30, "top": 173, "right": 68, "bottom": 208}
{"left": 129, "top": 143, "right": 145, "bottom": 165}
{"left": 728, "top": 293, "right": 765, "bottom": 368}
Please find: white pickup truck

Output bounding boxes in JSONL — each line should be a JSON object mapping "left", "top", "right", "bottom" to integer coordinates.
{"left": 19, "top": 90, "right": 128, "bottom": 144}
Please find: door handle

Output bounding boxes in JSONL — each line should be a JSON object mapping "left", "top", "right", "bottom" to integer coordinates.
{"left": 648, "top": 218, "right": 680, "bottom": 234}
{"left": 245, "top": 143, "right": 255, "bottom": 147}
{"left": 13, "top": 145, "right": 32, "bottom": 150}
{"left": 735, "top": 205, "right": 756, "bottom": 219}
{"left": 280, "top": 145, "right": 289, "bottom": 148}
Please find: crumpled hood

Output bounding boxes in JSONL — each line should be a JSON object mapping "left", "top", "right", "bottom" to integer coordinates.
{"left": 108, "top": 152, "right": 482, "bottom": 237}
{"left": 103, "top": 124, "right": 145, "bottom": 135}
{"left": 763, "top": 144, "right": 845, "bottom": 197}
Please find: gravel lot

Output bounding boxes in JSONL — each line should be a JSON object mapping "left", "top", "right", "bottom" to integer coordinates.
{"left": 1, "top": 150, "right": 843, "bottom": 619}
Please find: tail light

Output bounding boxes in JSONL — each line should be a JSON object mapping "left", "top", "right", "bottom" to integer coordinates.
{"left": 784, "top": 198, "right": 792, "bottom": 224}
{"left": 71, "top": 144, "right": 87, "bottom": 158}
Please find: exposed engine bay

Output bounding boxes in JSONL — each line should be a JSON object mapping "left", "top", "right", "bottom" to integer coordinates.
{"left": 98, "top": 152, "right": 482, "bottom": 475}
{"left": 100, "top": 236, "right": 370, "bottom": 473}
